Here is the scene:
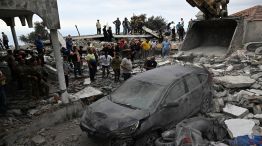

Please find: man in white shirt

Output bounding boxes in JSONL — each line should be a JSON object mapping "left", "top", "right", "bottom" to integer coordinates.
{"left": 99, "top": 52, "right": 112, "bottom": 78}
{"left": 121, "top": 54, "right": 132, "bottom": 80}
{"left": 96, "top": 20, "right": 101, "bottom": 35}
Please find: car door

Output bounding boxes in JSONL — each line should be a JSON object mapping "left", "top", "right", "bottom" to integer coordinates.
{"left": 157, "top": 79, "right": 190, "bottom": 128}
{"left": 184, "top": 74, "right": 203, "bottom": 112}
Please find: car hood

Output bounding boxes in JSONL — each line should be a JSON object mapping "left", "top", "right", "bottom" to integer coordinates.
{"left": 81, "top": 97, "right": 149, "bottom": 132}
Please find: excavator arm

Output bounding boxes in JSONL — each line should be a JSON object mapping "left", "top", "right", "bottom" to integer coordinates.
{"left": 186, "top": 0, "right": 229, "bottom": 19}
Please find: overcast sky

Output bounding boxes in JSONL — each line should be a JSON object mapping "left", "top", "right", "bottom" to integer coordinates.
{"left": 0, "top": 0, "right": 261, "bottom": 45}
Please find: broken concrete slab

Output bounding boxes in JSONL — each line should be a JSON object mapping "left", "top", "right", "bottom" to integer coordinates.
{"left": 226, "top": 65, "right": 234, "bottom": 72}
{"left": 251, "top": 72, "right": 262, "bottom": 80}
{"left": 212, "top": 64, "right": 226, "bottom": 69}
{"left": 225, "top": 119, "right": 255, "bottom": 138}
{"left": 83, "top": 78, "right": 91, "bottom": 85}
{"left": 223, "top": 104, "right": 249, "bottom": 118}
{"left": 158, "top": 60, "right": 171, "bottom": 66}
{"left": 248, "top": 89, "right": 262, "bottom": 96}
{"left": 71, "top": 87, "right": 103, "bottom": 101}
{"left": 214, "top": 76, "right": 256, "bottom": 88}
{"left": 255, "top": 47, "right": 262, "bottom": 55}
{"left": 31, "top": 135, "right": 46, "bottom": 146}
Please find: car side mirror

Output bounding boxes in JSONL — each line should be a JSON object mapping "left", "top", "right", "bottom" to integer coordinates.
{"left": 163, "top": 102, "right": 179, "bottom": 108}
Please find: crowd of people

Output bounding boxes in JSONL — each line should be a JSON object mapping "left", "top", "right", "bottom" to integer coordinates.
{"left": 0, "top": 34, "right": 49, "bottom": 114}
{"left": 96, "top": 17, "right": 145, "bottom": 37}
{"left": 96, "top": 17, "right": 192, "bottom": 42}
{"left": 64, "top": 35, "right": 162, "bottom": 84}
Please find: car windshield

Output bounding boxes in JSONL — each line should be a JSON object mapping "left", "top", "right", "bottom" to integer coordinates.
{"left": 111, "top": 79, "right": 165, "bottom": 110}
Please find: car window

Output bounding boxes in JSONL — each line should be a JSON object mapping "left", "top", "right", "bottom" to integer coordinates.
{"left": 165, "top": 80, "right": 185, "bottom": 104}
{"left": 185, "top": 74, "right": 201, "bottom": 91}
{"left": 111, "top": 79, "right": 165, "bottom": 110}
{"left": 198, "top": 74, "right": 207, "bottom": 83}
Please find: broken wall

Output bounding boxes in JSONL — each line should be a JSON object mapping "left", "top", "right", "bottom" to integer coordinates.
{"left": 244, "top": 21, "right": 262, "bottom": 43}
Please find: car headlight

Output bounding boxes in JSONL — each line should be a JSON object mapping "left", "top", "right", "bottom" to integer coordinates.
{"left": 113, "top": 121, "right": 140, "bottom": 136}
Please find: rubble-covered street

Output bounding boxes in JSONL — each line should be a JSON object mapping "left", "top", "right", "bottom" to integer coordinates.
{"left": 0, "top": 0, "right": 262, "bottom": 146}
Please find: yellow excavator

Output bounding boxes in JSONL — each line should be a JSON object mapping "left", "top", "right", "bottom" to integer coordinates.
{"left": 186, "top": 0, "right": 229, "bottom": 19}
{"left": 181, "top": 0, "right": 243, "bottom": 56}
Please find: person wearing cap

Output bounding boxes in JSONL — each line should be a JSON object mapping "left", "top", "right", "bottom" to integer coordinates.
{"left": 96, "top": 20, "right": 101, "bottom": 35}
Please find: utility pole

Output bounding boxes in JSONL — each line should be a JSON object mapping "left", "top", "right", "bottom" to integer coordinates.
{"left": 75, "top": 25, "right": 81, "bottom": 36}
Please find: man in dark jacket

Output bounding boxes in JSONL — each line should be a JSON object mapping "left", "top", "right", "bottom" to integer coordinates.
{"left": 103, "top": 26, "right": 108, "bottom": 42}
{"left": 113, "top": 18, "right": 121, "bottom": 35}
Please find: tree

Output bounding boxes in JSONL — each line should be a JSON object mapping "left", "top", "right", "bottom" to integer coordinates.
{"left": 19, "top": 21, "right": 49, "bottom": 43}
{"left": 145, "top": 16, "right": 167, "bottom": 31}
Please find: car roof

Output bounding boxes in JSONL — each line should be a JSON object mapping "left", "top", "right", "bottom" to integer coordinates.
{"left": 133, "top": 64, "right": 205, "bottom": 86}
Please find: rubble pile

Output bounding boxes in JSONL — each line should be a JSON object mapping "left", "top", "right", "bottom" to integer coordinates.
{"left": 173, "top": 47, "right": 262, "bottom": 144}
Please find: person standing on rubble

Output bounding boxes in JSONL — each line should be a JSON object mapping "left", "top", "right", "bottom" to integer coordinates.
{"left": 162, "top": 38, "right": 171, "bottom": 58}
{"left": 123, "top": 18, "right": 129, "bottom": 35}
{"left": 0, "top": 70, "right": 7, "bottom": 114}
{"left": 171, "top": 26, "right": 176, "bottom": 41}
{"left": 6, "top": 50, "right": 16, "bottom": 81}
{"left": 96, "top": 20, "right": 102, "bottom": 35}
{"left": 99, "top": 51, "right": 112, "bottom": 78}
{"left": 181, "top": 18, "right": 184, "bottom": 28}
{"left": 107, "top": 27, "right": 113, "bottom": 42}
{"left": 111, "top": 53, "right": 121, "bottom": 82}
{"left": 63, "top": 56, "right": 71, "bottom": 88}
{"left": 178, "top": 25, "right": 185, "bottom": 42}
{"left": 72, "top": 46, "right": 82, "bottom": 78}
{"left": 86, "top": 48, "right": 97, "bottom": 82}
{"left": 35, "top": 34, "right": 45, "bottom": 65}
{"left": 188, "top": 19, "right": 193, "bottom": 31}
{"left": 141, "top": 39, "right": 151, "bottom": 59}
{"left": 103, "top": 26, "right": 108, "bottom": 42}
{"left": 2, "top": 32, "right": 9, "bottom": 49}
{"left": 113, "top": 18, "right": 121, "bottom": 35}
{"left": 121, "top": 54, "right": 132, "bottom": 81}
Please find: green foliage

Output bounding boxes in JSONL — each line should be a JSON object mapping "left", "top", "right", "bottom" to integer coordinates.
{"left": 145, "top": 16, "right": 167, "bottom": 31}
{"left": 19, "top": 21, "right": 49, "bottom": 43}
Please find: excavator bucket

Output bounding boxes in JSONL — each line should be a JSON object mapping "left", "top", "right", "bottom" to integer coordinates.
{"left": 181, "top": 19, "right": 238, "bottom": 56}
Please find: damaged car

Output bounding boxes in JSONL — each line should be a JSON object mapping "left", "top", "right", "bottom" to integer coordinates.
{"left": 80, "top": 64, "right": 213, "bottom": 146}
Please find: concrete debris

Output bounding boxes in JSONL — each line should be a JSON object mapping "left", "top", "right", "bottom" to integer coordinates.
{"left": 212, "top": 64, "right": 226, "bottom": 69}
{"left": 253, "top": 105, "right": 262, "bottom": 115}
{"left": 223, "top": 104, "right": 249, "bottom": 118}
{"left": 71, "top": 87, "right": 103, "bottom": 101}
{"left": 225, "top": 119, "right": 255, "bottom": 138}
{"left": 83, "top": 78, "right": 91, "bottom": 85}
{"left": 248, "top": 89, "right": 262, "bottom": 96}
{"left": 255, "top": 47, "right": 262, "bottom": 55}
{"left": 214, "top": 76, "right": 256, "bottom": 88}
{"left": 8, "top": 109, "right": 23, "bottom": 116}
{"left": 251, "top": 72, "right": 262, "bottom": 80}
{"left": 225, "top": 65, "right": 234, "bottom": 72}
{"left": 31, "top": 135, "right": 46, "bottom": 146}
